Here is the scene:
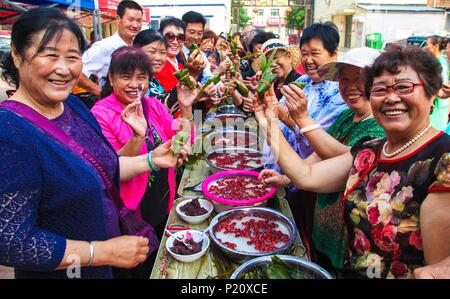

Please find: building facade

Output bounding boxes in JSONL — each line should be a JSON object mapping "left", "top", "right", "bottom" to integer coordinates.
{"left": 314, "top": 0, "right": 447, "bottom": 49}
{"left": 236, "top": 0, "right": 313, "bottom": 42}
{"left": 138, "top": 0, "right": 230, "bottom": 35}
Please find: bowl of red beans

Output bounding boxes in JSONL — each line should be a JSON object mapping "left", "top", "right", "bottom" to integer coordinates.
{"left": 205, "top": 147, "right": 263, "bottom": 175}
{"left": 202, "top": 170, "right": 276, "bottom": 213}
{"left": 207, "top": 207, "right": 297, "bottom": 263}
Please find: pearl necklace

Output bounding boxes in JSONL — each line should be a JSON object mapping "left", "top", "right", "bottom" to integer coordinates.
{"left": 357, "top": 113, "right": 373, "bottom": 123}
{"left": 382, "top": 124, "right": 432, "bottom": 158}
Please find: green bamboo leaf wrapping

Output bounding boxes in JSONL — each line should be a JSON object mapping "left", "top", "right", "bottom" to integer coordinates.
{"left": 199, "top": 75, "right": 220, "bottom": 94}
{"left": 173, "top": 69, "right": 195, "bottom": 91}
{"left": 256, "top": 73, "right": 278, "bottom": 96}
{"left": 291, "top": 82, "right": 306, "bottom": 89}
{"left": 172, "top": 131, "right": 190, "bottom": 155}
{"left": 234, "top": 80, "right": 249, "bottom": 97}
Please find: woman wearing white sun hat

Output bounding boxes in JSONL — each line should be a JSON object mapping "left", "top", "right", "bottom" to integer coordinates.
{"left": 257, "top": 46, "right": 450, "bottom": 279}
{"left": 257, "top": 22, "right": 347, "bottom": 260}
{"left": 259, "top": 47, "right": 385, "bottom": 271}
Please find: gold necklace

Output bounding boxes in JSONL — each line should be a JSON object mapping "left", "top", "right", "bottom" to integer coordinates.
{"left": 28, "top": 102, "right": 64, "bottom": 120}
{"left": 382, "top": 124, "right": 432, "bottom": 158}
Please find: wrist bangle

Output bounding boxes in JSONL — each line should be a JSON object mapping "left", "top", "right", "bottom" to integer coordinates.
{"left": 86, "top": 242, "right": 94, "bottom": 267}
{"left": 300, "top": 123, "right": 321, "bottom": 134}
{"left": 147, "top": 150, "right": 160, "bottom": 172}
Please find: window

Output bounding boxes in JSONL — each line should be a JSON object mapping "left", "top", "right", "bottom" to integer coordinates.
{"left": 257, "top": 9, "right": 264, "bottom": 16}
{"left": 271, "top": 9, "right": 279, "bottom": 17}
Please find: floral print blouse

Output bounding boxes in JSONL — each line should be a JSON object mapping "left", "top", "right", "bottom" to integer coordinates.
{"left": 342, "top": 132, "right": 450, "bottom": 279}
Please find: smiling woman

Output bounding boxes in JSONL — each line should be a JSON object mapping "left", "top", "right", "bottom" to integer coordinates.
{"left": 0, "top": 8, "right": 189, "bottom": 279}
{"left": 91, "top": 46, "right": 196, "bottom": 279}
{"left": 257, "top": 46, "right": 450, "bottom": 279}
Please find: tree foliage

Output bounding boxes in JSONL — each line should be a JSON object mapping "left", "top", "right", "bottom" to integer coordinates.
{"left": 239, "top": 7, "right": 251, "bottom": 29}
{"left": 285, "top": 7, "right": 305, "bottom": 30}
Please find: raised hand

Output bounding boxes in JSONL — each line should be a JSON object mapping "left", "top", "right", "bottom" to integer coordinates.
{"left": 176, "top": 81, "right": 197, "bottom": 108}
{"left": 187, "top": 49, "right": 206, "bottom": 78}
{"left": 262, "top": 87, "right": 280, "bottom": 120}
{"left": 121, "top": 101, "right": 147, "bottom": 138}
{"left": 281, "top": 83, "right": 309, "bottom": 121}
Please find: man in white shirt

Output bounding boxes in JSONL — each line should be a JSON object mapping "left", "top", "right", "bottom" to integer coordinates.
{"left": 78, "top": 0, "right": 143, "bottom": 98}
{"left": 181, "top": 11, "right": 213, "bottom": 84}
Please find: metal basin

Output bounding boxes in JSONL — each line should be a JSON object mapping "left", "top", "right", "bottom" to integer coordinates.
{"left": 218, "top": 105, "right": 244, "bottom": 115}
{"left": 230, "top": 255, "right": 334, "bottom": 279}
{"left": 205, "top": 147, "right": 263, "bottom": 174}
{"left": 207, "top": 207, "right": 297, "bottom": 264}
{"left": 205, "top": 129, "right": 259, "bottom": 152}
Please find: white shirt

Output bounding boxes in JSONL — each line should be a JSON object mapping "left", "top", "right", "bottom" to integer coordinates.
{"left": 182, "top": 45, "right": 213, "bottom": 84}
{"left": 82, "top": 32, "right": 128, "bottom": 87}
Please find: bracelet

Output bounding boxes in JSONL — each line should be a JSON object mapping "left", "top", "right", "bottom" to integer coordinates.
{"left": 147, "top": 150, "right": 160, "bottom": 172}
{"left": 86, "top": 242, "right": 94, "bottom": 267}
{"left": 178, "top": 115, "right": 194, "bottom": 122}
{"left": 300, "top": 123, "right": 321, "bottom": 134}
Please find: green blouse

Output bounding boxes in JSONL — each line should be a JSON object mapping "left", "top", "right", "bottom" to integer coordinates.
{"left": 312, "top": 108, "right": 385, "bottom": 269}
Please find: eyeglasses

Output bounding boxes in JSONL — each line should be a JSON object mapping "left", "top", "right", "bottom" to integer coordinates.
{"left": 164, "top": 32, "right": 185, "bottom": 43}
{"left": 370, "top": 82, "right": 424, "bottom": 97}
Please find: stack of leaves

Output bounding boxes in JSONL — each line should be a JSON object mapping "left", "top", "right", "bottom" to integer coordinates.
{"left": 241, "top": 256, "right": 304, "bottom": 279}
{"left": 256, "top": 50, "right": 278, "bottom": 96}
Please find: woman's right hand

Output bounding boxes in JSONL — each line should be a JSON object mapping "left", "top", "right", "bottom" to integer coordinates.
{"left": 99, "top": 236, "right": 149, "bottom": 268}
{"left": 121, "top": 101, "right": 147, "bottom": 138}
{"left": 259, "top": 169, "right": 290, "bottom": 188}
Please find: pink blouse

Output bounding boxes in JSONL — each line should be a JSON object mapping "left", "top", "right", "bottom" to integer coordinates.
{"left": 91, "top": 93, "right": 189, "bottom": 212}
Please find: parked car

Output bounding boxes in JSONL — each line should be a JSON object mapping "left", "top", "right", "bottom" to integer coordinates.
{"left": 406, "top": 36, "right": 427, "bottom": 47}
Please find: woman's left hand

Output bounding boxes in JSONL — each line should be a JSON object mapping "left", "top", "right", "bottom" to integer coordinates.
{"left": 121, "top": 101, "right": 147, "bottom": 138}
{"left": 152, "top": 138, "right": 190, "bottom": 168}
{"left": 282, "top": 83, "right": 310, "bottom": 121}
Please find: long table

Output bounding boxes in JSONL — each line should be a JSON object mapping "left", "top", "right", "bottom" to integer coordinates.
{"left": 150, "top": 112, "right": 306, "bottom": 279}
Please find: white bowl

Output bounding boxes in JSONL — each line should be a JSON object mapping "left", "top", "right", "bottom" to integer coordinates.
{"left": 176, "top": 198, "right": 214, "bottom": 224}
{"left": 166, "top": 230, "right": 210, "bottom": 263}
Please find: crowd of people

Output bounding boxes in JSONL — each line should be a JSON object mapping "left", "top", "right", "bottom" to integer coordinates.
{"left": 0, "top": 0, "right": 448, "bottom": 279}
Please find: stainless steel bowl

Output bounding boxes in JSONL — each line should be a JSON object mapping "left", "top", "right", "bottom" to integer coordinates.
{"left": 205, "top": 130, "right": 259, "bottom": 153}
{"left": 207, "top": 207, "right": 298, "bottom": 264}
{"left": 230, "top": 255, "right": 334, "bottom": 279}
{"left": 205, "top": 113, "right": 247, "bottom": 128}
{"left": 218, "top": 105, "right": 244, "bottom": 115}
{"left": 204, "top": 147, "right": 263, "bottom": 174}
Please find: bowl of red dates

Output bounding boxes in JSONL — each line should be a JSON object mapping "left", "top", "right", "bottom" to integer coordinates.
{"left": 207, "top": 207, "right": 297, "bottom": 263}
{"left": 202, "top": 170, "right": 276, "bottom": 212}
{"left": 205, "top": 147, "right": 263, "bottom": 174}
{"left": 205, "top": 130, "right": 259, "bottom": 151}
{"left": 166, "top": 230, "right": 210, "bottom": 263}
{"left": 176, "top": 198, "right": 214, "bottom": 224}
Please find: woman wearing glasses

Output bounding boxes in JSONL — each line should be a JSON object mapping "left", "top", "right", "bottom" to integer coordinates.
{"left": 154, "top": 17, "right": 186, "bottom": 96}
{"left": 258, "top": 46, "right": 450, "bottom": 279}
{"left": 260, "top": 47, "right": 385, "bottom": 273}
